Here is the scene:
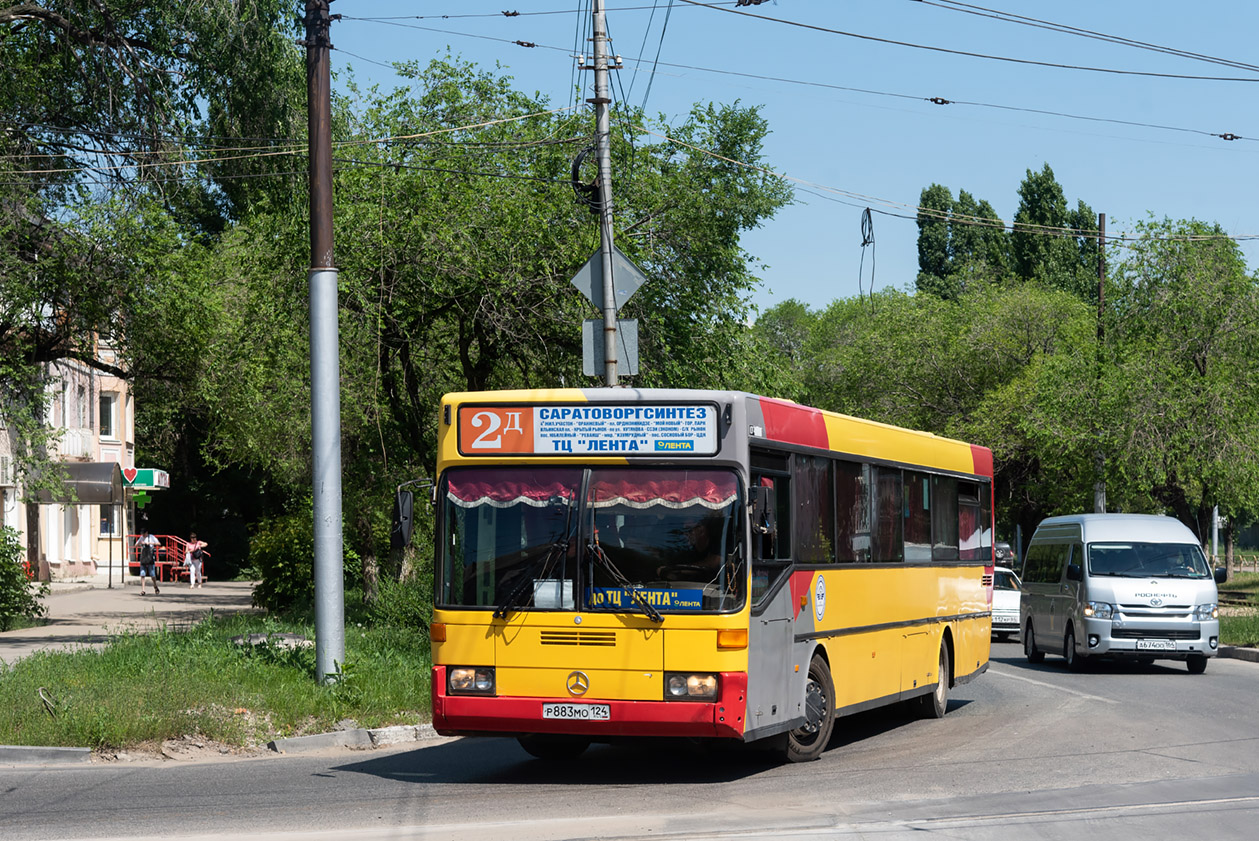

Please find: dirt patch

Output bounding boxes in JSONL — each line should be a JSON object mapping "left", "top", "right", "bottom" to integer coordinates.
{"left": 93, "top": 735, "right": 270, "bottom": 764}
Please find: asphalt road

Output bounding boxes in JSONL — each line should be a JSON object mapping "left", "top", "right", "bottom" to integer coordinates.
{"left": 4, "top": 641, "right": 1259, "bottom": 841}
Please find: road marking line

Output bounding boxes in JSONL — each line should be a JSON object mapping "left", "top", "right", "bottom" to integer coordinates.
{"left": 986, "top": 664, "right": 1118, "bottom": 703}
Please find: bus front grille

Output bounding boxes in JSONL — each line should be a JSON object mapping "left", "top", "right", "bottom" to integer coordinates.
{"left": 540, "top": 630, "right": 617, "bottom": 647}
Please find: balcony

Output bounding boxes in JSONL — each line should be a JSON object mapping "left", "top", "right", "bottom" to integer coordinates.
{"left": 54, "top": 427, "right": 95, "bottom": 460}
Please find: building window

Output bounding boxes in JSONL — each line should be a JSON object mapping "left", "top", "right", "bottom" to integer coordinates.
{"left": 99, "top": 505, "right": 118, "bottom": 535}
{"left": 99, "top": 392, "right": 118, "bottom": 439}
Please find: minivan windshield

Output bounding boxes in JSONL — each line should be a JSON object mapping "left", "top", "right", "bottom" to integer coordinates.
{"left": 1087, "top": 542, "right": 1210, "bottom": 578}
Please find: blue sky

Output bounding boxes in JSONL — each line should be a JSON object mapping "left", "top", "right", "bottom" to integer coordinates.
{"left": 329, "top": 1, "right": 1259, "bottom": 315}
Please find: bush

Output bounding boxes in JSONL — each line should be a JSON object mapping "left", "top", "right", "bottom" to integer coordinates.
{"left": 247, "top": 511, "right": 358, "bottom": 614}
{"left": 367, "top": 574, "right": 432, "bottom": 631}
{"left": 0, "top": 525, "right": 48, "bottom": 632}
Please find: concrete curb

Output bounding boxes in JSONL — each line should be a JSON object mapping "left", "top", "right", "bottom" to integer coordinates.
{"left": 1219, "top": 646, "right": 1259, "bottom": 663}
{"left": 267, "top": 723, "right": 441, "bottom": 754}
{"left": 0, "top": 745, "right": 91, "bottom": 765}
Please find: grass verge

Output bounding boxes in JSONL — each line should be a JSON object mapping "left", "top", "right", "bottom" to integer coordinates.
{"left": 1220, "top": 571, "right": 1259, "bottom": 646}
{"left": 0, "top": 612, "right": 431, "bottom": 750}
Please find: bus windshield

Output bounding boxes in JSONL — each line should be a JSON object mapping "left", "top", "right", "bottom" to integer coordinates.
{"left": 1087, "top": 542, "right": 1211, "bottom": 578}
{"left": 438, "top": 466, "right": 745, "bottom": 614}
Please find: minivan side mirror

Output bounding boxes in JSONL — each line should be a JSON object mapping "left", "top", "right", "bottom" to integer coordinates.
{"left": 1214, "top": 567, "right": 1228, "bottom": 584}
{"left": 1065, "top": 563, "right": 1082, "bottom": 582}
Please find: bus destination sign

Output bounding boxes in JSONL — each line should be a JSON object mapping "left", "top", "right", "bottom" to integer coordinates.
{"left": 459, "top": 403, "right": 718, "bottom": 456}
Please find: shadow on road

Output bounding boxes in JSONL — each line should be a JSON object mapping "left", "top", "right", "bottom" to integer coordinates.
{"left": 334, "top": 698, "right": 975, "bottom": 787}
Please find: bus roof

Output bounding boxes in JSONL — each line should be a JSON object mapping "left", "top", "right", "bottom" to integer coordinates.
{"left": 440, "top": 388, "right": 991, "bottom": 478}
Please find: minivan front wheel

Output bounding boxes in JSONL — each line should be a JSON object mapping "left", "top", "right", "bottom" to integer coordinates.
{"left": 1186, "top": 654, "right": 1208, "bottom": 675}
{"left": 1063, "top": 626, "right": 1084, "bottom": 672}
{"left": 1025, "top": 622, "right": 1045, "bottom": 664}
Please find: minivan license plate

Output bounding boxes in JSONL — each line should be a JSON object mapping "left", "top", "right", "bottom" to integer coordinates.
{"left": 543, "top": 703, "right": 610, "bottom": 721}
{"left": 1136, "top": 640, "right": 1175, "bottom": 651}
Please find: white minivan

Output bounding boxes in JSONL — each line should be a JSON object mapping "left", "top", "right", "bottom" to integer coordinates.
{"left": 1019, "top": 514, "right": 1226, "bottom": 673}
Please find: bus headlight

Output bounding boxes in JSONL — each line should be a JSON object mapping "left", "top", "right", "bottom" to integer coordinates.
{"left": 1193, "top": 603, "right": 1218, "bottom": 621}
{"left": 449, "top": 666, "right": 495, "bottom": 695}
{"left": 664, "top": 672, "right": 718, "bottom": 701}
{"left": 1083, "top": 601, "right": 1114, "bottom": 620}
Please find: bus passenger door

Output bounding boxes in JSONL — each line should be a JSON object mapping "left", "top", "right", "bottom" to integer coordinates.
{"left": 744, "top": 478, "right": 800, "bottom": 740}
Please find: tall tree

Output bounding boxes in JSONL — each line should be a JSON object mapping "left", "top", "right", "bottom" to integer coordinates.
{"left": 915, "top": 184, "right": 1009, "bottom": 300}
{"left": 1011, "top": 163, "right": 1098, "bottom": 301}
{"left": 1105, "top": 217, "right": 1259, "bottom": 539}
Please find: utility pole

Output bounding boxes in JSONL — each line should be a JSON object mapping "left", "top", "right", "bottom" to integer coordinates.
{"left": 591, "top": 0, "right": 618, "bottom": 386}
{"left": 304, "top": 0, "right": 344, "bottom": 683}
{"left": 1093, "top": 213, "right": 1107, "bottom": 514}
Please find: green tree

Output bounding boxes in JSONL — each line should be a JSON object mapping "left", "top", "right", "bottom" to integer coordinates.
{"left": 0, "top": 525, "right": 48, "bottom": 631}
{"left": 196, "top": 59, "right": 794, "bottom": 601}
{"left": 1104, "top": 218, "right": 1259, "bottom": 539}
{"left": 915, "top": 185, "right": 1010, "bottom": 300}
{"left": 1011, "top": 164, "right": 1099, "bottom": 301}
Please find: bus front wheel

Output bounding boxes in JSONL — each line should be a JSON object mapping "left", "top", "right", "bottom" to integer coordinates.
{"left": 517, "top": 734, "right": 591, "bottom": 761}
{"left": 786, "top": 655, "right": 835, "bottom": 763}
{"left": 916, "top": 641, "right": 951, "bottom": 719}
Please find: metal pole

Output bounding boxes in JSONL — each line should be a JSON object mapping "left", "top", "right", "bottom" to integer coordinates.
{"left": 306, "top": 0, "right": 344, "bottom": 682}
{"left": 591, "top": 0, "right": 618, "bottom": 386}
{"left": 1212, "top": 505, "right": 1219, "bottom": 563}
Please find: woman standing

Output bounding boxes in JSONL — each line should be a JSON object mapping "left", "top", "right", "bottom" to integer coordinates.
{"left": 185, "top": 532, "right": 208, "bottom": 588}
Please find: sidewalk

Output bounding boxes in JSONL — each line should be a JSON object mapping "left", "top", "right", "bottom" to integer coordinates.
{"left": 0, "top": 572, "right": 260, "bottom": 665}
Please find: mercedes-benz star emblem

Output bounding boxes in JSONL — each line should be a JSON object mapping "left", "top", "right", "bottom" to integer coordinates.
{"left": 567, "top": 671, "right": 590, "bottom": 696}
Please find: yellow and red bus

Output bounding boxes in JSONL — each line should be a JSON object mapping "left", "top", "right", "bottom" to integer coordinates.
{"left": 430, "top": 388, "right": 993, "bottom": 761}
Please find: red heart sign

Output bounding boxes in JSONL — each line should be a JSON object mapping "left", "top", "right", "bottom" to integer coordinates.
{"left": 123, "top": 467, "right": 138, "bottom": 483}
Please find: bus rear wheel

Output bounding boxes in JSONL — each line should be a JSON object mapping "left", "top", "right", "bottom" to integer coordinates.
{"left": 786, "top": 655, "right": 835, "bottom": 763}
{"left": 517, "top": 734, "right": 591, "bottom": 761}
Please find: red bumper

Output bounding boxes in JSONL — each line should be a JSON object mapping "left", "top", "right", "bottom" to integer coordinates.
{"left": 431, "top": 666, "right": 747, "bottom": 740}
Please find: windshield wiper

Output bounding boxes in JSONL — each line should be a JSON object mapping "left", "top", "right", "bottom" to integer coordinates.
{"left": 587, "top": 542, "right": 663, "bottom": 623}
{"left": 493, "top": 540, "right": 567, "bottom": 620}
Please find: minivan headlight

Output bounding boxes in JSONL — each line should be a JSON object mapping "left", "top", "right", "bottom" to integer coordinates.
{"left": 1083, "top": 601, "right": 1114, "bottom": 620}
{"left": 1193, "top": 603, "right": 1218, "bottom": 621}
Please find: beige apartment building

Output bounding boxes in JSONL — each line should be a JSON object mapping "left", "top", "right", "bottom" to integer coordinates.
{"left": 0, "top": 341, "right": 138, "bottom": 581}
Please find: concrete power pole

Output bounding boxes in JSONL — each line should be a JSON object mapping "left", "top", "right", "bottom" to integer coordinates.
{"left": 591, "top": 0, "right": 619, "bottom": 386}
{"left": 1094, "top": 213, "right": 1107, "bottom": 514}
{"left": 304, "top": 0, "right": 345, "bottom": 683}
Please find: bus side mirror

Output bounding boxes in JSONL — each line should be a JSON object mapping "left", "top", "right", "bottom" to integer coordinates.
{"left": 1214, "top": 567, "right": 1228, "bottom": 584}
{"left": 751, "top": 485, "right": 776, "bottom": 536}
{"left": 1066, "top": 563, "right": 1082, "bottom": 582}
{"left": 391, "top": 490, "right": 414, "bottom": 550}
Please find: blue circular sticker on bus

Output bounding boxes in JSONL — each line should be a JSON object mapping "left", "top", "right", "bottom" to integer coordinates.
{"left": 815, "top": 575, "right": 826, "bottom": 622}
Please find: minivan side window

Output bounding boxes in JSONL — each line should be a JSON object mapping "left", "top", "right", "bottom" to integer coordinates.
{"left": 1023, "top": 542, "right": 1067, "bottom": 584}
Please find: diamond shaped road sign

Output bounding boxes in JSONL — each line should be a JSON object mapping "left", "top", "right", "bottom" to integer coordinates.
{"left": 569, "top": 246, "right": 649, "bottom": 311}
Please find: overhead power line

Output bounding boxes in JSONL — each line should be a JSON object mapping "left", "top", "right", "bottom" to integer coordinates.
{"left": 629, "top": 121, "right": 1259, "bottom": 244}
{"left": 329, "top": 21, "right": 1256, "bottom": 145}
{"left": 673, "top": 0, "right": 1259, "bottom": 82}
{"left": 914, "top": 0, "right": 1259, "bottom": 74}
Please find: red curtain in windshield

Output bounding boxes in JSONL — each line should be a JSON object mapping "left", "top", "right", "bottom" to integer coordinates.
{"left": 445, "top": 468, "right": 581, "bottom": 508}
{"left": 589, "top": 470, "right": 737, "bottom": 508}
